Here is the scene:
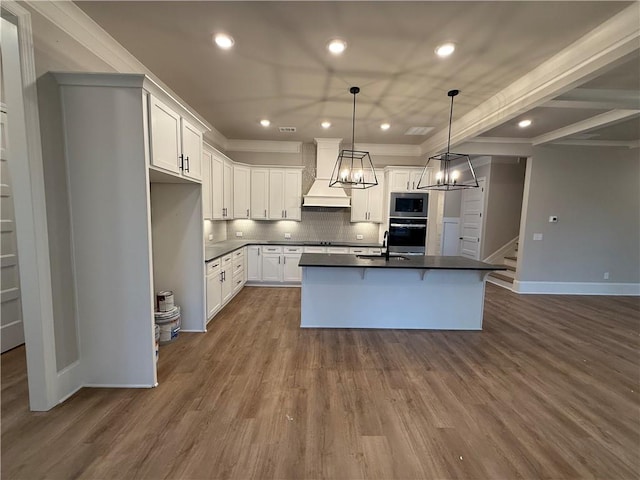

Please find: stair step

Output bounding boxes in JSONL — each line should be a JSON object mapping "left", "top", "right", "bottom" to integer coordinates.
{"left": 504, "top": 255, "right": 517, "bottom": 261}
{"left": 490, "top": 272, "right": 514, "bottom": 284}
{"left": 504, "top": 264, "right": 516, "bottom": 272}
{"left": 486, "top": 275, "right": 514, "bottom": 291}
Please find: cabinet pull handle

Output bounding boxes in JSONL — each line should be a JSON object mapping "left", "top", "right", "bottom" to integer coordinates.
{"left": 278, "top": 256, "right": 281, "bottom": 264}
{"left": 220, "top": 272, "right": 223, "bottom": 282}
{"left": 258, "top": 249, "right": 260, "bottom": 256}
{"left": 406, "top": 181, "right": 409, "bottom": 190}
{"left": 179, "top": 154, "right": 184, "bottom": 170}
{"left": 412, "top": 181, "right": 415, "bottom": 190}
{"left": 285, "top": 210, "right": 287, "bottom": 218}
{"left": 246, "top": 209, "right": 249, "bottom": 218}
{"left": 264, "top": 209, "right": 267, "bottom": 218}
{"left": 284, "top": 257, "right": 286, "bottom": 264}
{"left": 185, "top": 156, "right": 190, "bottom": 173}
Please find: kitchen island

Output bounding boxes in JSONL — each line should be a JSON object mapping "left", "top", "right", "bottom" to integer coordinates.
{"left": 299, "top": 253, "right": 506, "bottom": 330}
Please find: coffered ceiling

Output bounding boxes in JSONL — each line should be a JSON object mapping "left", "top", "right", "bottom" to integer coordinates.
{"left": 74, "top": 1, "right": 639, "bottom": 149}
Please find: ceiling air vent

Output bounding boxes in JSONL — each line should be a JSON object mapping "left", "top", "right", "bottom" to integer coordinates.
{"left": 404, "top": 126, "right": 434, "bottom": 136}
{"left": 279, "top": 126, "right": 296, "bottom": 133}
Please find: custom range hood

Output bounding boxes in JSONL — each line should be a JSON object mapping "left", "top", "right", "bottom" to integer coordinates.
{"left": 302, "top": 138, "right": 351, "bottom": 208}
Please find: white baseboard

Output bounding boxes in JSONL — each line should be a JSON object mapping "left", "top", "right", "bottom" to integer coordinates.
{"left": 56, "top": 360, "right": 83, "bottom": 403}
{"left": 244, "top": 282, "right": 301, "bottom": 288}
{"left": 486, "top": 276, "right": 514, "bottom": 291}
{"left": 513, "top": 280, "right": 640, "bottom": 295}
{"left": 83, "top": 383, "right": 156, "bottom": 388}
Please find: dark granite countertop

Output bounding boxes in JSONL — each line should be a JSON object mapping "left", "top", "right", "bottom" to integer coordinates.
{"left": 298, "top": 253, "right": 506, "bottom": 271}
{"left": 205, "top": 240, "right": 382, "bottom": 262}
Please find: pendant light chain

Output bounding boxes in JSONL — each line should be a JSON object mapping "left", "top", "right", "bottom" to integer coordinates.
{"left": 352, "top": 90, "right": 356, "bottom": 151}
{"left": 446, "top": 93, "right": 454, "bottom": 154}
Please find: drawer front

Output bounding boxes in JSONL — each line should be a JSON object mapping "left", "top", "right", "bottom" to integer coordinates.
{"left": 369, "top": 248, "right": 382, "bottom": 255}
{"left": 326, "top": 247, "right": 349, "bottom": 254}
{"left": 349, "top": 247, "right": 367, "bottom": 254}
{"left": 233, "top": 258, "right": 244, "bottom": 275}
{"left": 233, "top": 249, "right": 244, "bottom": 259}
{"left": 303, "top": 246, "right": 326, "bottom": 253}
{"left": 262, "top": 246, "right": 283, "bottom": 254}
{"left": 222, "top": 254, "right": 233, "bottom": 265}
{"left": 284, "top": 246, "right": 303, "bottom": 254}
{"left": 206, "top": 259, "right": 221, "bottom": 275}
{"left": 232, "top": 271, "right": 244, "bottom": 291}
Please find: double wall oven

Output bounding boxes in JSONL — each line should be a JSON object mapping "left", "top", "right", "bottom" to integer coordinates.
{"left": 388, "top": 193, "right": 428, "bottom": 254}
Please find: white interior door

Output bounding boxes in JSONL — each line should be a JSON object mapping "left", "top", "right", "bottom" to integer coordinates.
{"left": 459, "top": 178, "right": 485, "bottom": 260}
{"left": 1, "top": 106, "right": 25, "bottom": 353}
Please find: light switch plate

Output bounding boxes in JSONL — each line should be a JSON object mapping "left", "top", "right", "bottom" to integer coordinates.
{"left": 549, "top": 216, "right": 558, "bottom": 223}
{"left": 284, "top": 233, "right": 291, "bottom": 239}
{"left": 533, "top": 233, "right": 543, "bottom": 240}
{"left": 235, "top": 231, "right": 243, "bottom": 237}
{"left": 208, "top": 234, "right": 213, "bottom": 241}
{"left": 356, "top": 234, "right": 364, "bottom": 240}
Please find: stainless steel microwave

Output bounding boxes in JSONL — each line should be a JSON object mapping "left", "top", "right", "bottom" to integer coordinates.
{"left": 389, "top": 192, "right": 428, "bottom": 218}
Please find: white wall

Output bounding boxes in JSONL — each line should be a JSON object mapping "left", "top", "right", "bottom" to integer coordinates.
{"left": 518, "top": 145, "right": 640, "bottom": 289}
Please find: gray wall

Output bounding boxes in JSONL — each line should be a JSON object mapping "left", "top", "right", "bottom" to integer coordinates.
{"left": 519, "top": 145, "right": 640, "bottom": 283}
{"left": 482, "top": 159, "right": 526, "bottom": 258}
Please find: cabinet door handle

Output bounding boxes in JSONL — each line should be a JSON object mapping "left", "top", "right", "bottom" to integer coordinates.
{"left": 258, "top": 249, "right": 260, "bottom": 256}
{"left": 406, "top": 181, "right": 409, "bottom": 190}
{"left": 284, "top": 210, "right": 287, "bottom": 218}
{"left": 179, "top": 154, "right": 184, "bottom": 170}
{"left": 246, "top": 209, "right": 249, "bottom": 218}
{"left": 185, "top": 156, "right": 190, "bottom": 173}
{"left": 412, "top": 181, "right": 415, "bottom": 190}
{"left": 278, "top": 256, "right": 281, "bottom": 264}
{"left": 219, "top": 272, "right": 223, "bottom": 282}
{"left": 284, "top": 257, "right": 286, "bottom": 264}
{"left": 264, "top": 209, "right": 267, "bottom": 218}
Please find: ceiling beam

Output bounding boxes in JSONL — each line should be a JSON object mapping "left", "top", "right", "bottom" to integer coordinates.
{"left": 532, "top": 109, "right": 640, "bottom": 145}
{"left": 420, "top": 2, "right": 640, "bottom": 155}
{"left": 551, "top": 139, "right": 640, "bottom": 149}
{"left": 544, "top": 88, "right": 640, "bottom": 109}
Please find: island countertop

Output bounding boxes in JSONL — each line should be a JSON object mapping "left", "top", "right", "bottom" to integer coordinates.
{"left": 298, "top": 253, "right": 506, "bottom": 271}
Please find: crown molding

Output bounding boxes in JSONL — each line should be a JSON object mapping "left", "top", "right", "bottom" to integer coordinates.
{"left": 225, "top": 140, "right": 302, "bottom": 154}
{"left": 466, "top": 137, "right": 532, "bottom": 144}
{"left": 354, "top": 143, "right": 422, "bottom": 157}
{"left": 24, "top": 0, "right": 218, "bottom": 134}
{"left": 549, "top": 139, "right": 640, "bottom": 149}
{"left": 420, "top": 2, "right": 640, "bottom": 156}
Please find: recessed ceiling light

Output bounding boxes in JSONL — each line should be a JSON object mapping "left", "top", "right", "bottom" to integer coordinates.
{"left": 214, "top": 33, "right": 234, "bottom": 50}
{"left": 327, "top": 39, "right": 347, "bottom": 55}
{"left": 435, "top": 43, "right": 456, "bottom": 58}
{"left": 518, "top": 119, "right": 532, "bottom": 128}
{"left": 321, "top": 121, "right": 331, "bottom": 129}
{"left": 260, "top": 119, "right": 271, "bottom": 127}
{"left": 380, "top": 123, "right": 391, "bottom": 131}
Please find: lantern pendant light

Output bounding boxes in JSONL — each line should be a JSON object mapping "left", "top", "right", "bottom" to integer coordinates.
{"left": 329, "top": 87, "right": 378, "bottom": 189}
{"left": 416, "top": 89, "right": 479, "bottom": 191}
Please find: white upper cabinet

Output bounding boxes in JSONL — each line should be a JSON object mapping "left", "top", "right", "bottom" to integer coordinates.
{"left": 387, "top": 168, "right": 425, "bottom": 192}
{"left": 202, "top": 149, "right": 213, "bottom": 219}
{"left": 148, "top": 94, "right": 203, "bottom": 181}
{"left": 268, "top": 168, "right": 302, "bottom": 221}
{"left": 149, "top": 95, "right": 181, "bottom": 175}
{"left": 233, "top": 165, "right": 250, "bottom": 219}
{"left": 250, "top": 168, "right": 269, "bottom": 220}
{"left": 351, "top": 171, "right": 384, "bottom": 223}
{"left": 180, "top": 119, "right": 202, "bottom": 181}
{"left": 210, "top": 151, "right": 233, "bottom": 219}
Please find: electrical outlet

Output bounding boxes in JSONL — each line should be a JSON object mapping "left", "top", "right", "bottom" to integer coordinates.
{"left": 549, "top": 216, "right": 558, "bottom": 223}
{"left": 284, "top": 233, "right": 291, "bottom": 239}
{"left": 208, "top": 234, "right": 213, "bottom": 241}
{"left": 356, "top": 234, "right": 364, "bottom": 240}
{"left": 604, "top": 272, "right": 610, "bottom": 280}
{"left": 235, "top": 231, "right": 243, "bottom": 237}
{"left": 533, "top": 233, "right": 543, "bottom": 241}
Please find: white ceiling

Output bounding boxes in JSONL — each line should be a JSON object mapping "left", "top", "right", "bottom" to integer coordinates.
{"left": 75, "top": 1, "right": 638, "bottom": 148}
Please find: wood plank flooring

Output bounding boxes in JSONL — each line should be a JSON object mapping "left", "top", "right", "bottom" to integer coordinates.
{"left": 2, "top": 284, "right": 639, "bottom": 479}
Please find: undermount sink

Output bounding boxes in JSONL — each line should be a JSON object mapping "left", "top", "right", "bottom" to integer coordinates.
{"left": 356, "top": 254, "right": 409, "bottom": 261}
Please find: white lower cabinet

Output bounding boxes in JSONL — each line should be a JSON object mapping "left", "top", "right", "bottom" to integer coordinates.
{"left": 206, "top": 248, "right": 245, "bottom": 322}
{"left": 283, "top": 247, "right": 303, "bottom": 282}
{"left": 247, "top": 246, "right": 262, "bottom": 281}
{"left": 261, "top": 246, "right": 283, "bottom": 282}
{"left": 326, "top": 247, "right": 349, "bottom": 254}
{"left": 206, "top": 259, "right": 222, "bottom": 322}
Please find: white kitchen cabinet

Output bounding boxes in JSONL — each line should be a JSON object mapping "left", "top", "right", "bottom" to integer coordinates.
{"left": 52, "top": 73, "right": 208, "bottom": 390}
{"left": 261, "top": 246, "right": 283, "bottom": 282}
{"left": 283, "top": 246, "right": 303, "bottom": 282}
{"left": 202, "top": 149, "right": 212, "bottom": 219}
{"left": 326, "top": 247, "right": 349, "bottom": 254}
{"left": 210, "top": 150, "right": 233, "bottom": 219}
{"left": 206, "top": 258, "right": 222, "bottom": 321}
{"left": 221, "top": 254, "right": 234, "bottom": 304}
{"left": 149, "top": 94, "right": 202, "bottom": 181}
{"left": 233, "top": 165, "right": 251, "bottom": 219}
{"left": 250, "top": 168, "right": 269, "bottom": 220}
{"left": 303, "top": 246, "right": 326, "bottom": 253}
{"left": 268, "top": 169, "right": 302, "bottom": 220}
{"left": 247, "top": 246, "right": 262, "bottom": 281}
{"left": 387, "top": 168, "right": 425, "bottom": 192}
{"left": 351, "top": 172, "right": 384, "bottom": 223}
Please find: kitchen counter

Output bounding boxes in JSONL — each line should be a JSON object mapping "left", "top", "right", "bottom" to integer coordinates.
{"left": 205, "top": 240, "right": 382, "bottom": 262}
{"left": 300, "top": 254, "right": 505, "bottom": 330}
{"left": 298, "top": 253, "right": 504, "bottom": 271}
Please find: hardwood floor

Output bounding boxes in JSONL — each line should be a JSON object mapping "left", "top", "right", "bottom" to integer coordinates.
{"left": 2, "top": 284, "right": 639, "bottom": 479}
